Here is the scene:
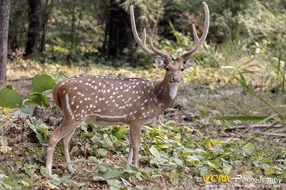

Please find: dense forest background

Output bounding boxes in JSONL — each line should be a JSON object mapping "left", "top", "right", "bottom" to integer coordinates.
{"left": 5, "top": 0, "right": 286, "bottom": 67}
{"left": 0, "top": 0, "right": 286, "bottom": 189}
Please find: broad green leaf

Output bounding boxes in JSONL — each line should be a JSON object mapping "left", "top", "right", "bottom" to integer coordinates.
{"left": 223, "top": 163, "right": 233, "bottom": 174}
{"left": 47, "top": 182, "right": 57, "bottom": 189}
{"left": 129, "top": 165, "right": 140, "bottom": 172}
{"left": 102, "top": 137, "right": 113, "bottom": 148}
{"left": 265, "top": 168, "right": 277, "bottom": 175}
{"left": 261, "top": 158, "right": 272, "bottom": 163}
{"left": 40, "top": 166, "right": 50, "bottom": 177}
{"left": 111, "top": 127, "right": 127, "bottom": 140}
{"left": 166, "top": 172, "right": 179, "bottom": 185}
{"left": 207, "top": 161, "right": 217, "bottom": 169}
{"left": 98, "top": 163, "right": 113, "bottom": 172}
{"left": 186, "top": 156, "right": 200, "bottom": 166}
{"left": 242, "top": 171, "right": 254, "bottom": 179}
{"left": 0, "top": 136, "right": 12, "bottom": 153}
{"left": 20, "top": 178, "right": 32, "bottom": 187}
{"left": 121, "top": 178, "right": 132, "bottom": 187}
{"left": 103, "top": 170, "right": 121, "bottom": 179}
{"left": 51, "top": 174, "right": 62, "bottom": 185}
{"left": 0, "top": 90, "right": 22, "bottom": 108}
{"left": 32, "top": 74, "right": 56, "bottom": 93}
{"left": 24, "top": 164, "right": 37, "bottom": 178}
{"left": 157, "top": 145, "right": 169, "bottom": 149}
{"left": 181, "top": 152, "right": 193, "bottom": 157}
{"left": 170, "top": 175, "right": 179, "bottom": 185}
{"left": 37, "top": 124, "right": 49, "bottom": 136}
{"left": 93, "top": 176, "right": 105, "bottom": 181}
{"left": 199, "top": 167, "right": 209, "bottom": 176}
{"left": 115, "top": 145, "right": 125, "bottom": 152}
{"left": 88, "top": 156, "right": 99, "bottom": 164}
{"left": 27, "top": 122, "right": 45, "bottom": 143}
{"left": 206, "top": 139, "right": 215, "bottom": 147}
{"left": 106, "top": 179, "right": 121, "bottom": 188}
{"left": 3, "top": 107, "right": 12, "bottom": 113}
{"left": 21, "top": 104, "right": 36, "bottom": 114}
{"left": 26, "top": 92, "right": 50, "bottom": 107}
{"left": 97, "top": 148, "right": 108, "bottom": 156}
{"left": 171, "top": 128, "right": 182, "bottom": 133}
{"left": 149, "top": 145, "right": 160, "bottom": 158}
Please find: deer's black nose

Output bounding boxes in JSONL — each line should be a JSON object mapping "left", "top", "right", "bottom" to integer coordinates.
{"left": 172, "top": 76, "right": 180, "bottom": 82}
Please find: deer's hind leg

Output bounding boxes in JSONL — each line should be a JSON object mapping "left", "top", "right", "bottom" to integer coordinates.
{"left": 46, "top": 119, "right": 81, "bottom": 174}
{"left": 62, "top": 128, "right": 77, "bottom": 173}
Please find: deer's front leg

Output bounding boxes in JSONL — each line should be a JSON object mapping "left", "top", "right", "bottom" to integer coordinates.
{"left": 126, "top": 139, "right": 134, "bottom": 167}
{"left": 129, "top": 124, "right": 142, "bottom": 167}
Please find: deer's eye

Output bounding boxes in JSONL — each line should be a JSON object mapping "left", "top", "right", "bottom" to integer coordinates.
{"left": 181, "top": 68, "right": 184, "bottom": 71}
{"left": 165, "top": 67, "right": 169, "bottom": 71}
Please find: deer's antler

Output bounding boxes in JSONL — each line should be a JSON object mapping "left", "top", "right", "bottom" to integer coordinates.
{"left": 178, "top": 2, "right": 210, "bottom": 60}
{"left": 130, "top": 5, "right": 171, "bottom": 60}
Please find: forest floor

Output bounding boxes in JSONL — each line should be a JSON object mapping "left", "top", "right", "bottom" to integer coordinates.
{"left": 0, "top": 62, "right": 286, "bottom": 189}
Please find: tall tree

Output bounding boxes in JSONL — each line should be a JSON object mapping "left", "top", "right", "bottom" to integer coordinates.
{"left": 40, "top": 0, "right": 54, "bottom": 53}
{"left": 67, "top": 0, "right": 76, "bottom": 64}
{"left": 101, "top": 0, "right": 131, "bottom": 62}
{"left": 0, "top": 0, "right": 10, "bottom": 86}
{"left": 25, "top": 0, "right": 41, "bottom": 56}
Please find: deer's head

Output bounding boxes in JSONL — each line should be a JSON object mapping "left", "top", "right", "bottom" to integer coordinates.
{"left": 130, "top": 2, "right": 210, "bottom": 84}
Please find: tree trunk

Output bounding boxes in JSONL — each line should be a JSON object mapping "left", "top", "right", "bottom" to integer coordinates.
{"left": 25, "top": 0, "right": 41, "bottom": 56}
{"left": 67, "top": 0, "right": 76, "bottom": 65}
{"left": 0, "top": 0, "right": 10, "bottom": 86}
{"left": 101, "top": 0, "right": 130, "bottom": 63}
{"left": 40, "top": 0, "right": 54, "bottom": 53}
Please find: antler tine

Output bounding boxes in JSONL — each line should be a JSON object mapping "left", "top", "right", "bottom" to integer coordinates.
{"left": 179, "top": 2, "right": 210, "bottom": 59}
{"left": 142, "top": 28, "right": 147, "bottom": 46}
{"left": 130, "top": 5, "right": 157, "bottom": 56}
{"left": 149, "top": 37, "right": 171, "bottom": 59}
{"left": 130, "top": 5, "right": 171, "bottom": 59}
{"left": 192, "top": 24, "right": 199, "bottom": 45}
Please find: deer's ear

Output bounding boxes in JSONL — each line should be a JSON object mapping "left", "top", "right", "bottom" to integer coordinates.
{"left": 184, "top": 57, "right": 195, "bottom": 69}
{"left": 155, "top": 58, "right": 165, "bottom": 69}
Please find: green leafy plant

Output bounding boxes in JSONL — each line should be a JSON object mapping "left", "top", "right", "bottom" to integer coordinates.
{"left": 32, "top": 74, "right": 56, "bottom": 93}
{"left": 25, "top": 74, "right": 56, "bottom": 107}
{"left": 0, "top": 90, "right": 22, "bottom": 108}
{"left": 26, "top": 119, "right": 50, "bottom": 145}
{"left": 0, "top": 74, "right": 56, "bottom": 110}
{"left": 92, "top": 162, "right": 122, "bottom": 189}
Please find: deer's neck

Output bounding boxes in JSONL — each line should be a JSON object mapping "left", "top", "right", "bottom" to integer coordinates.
{"left": 154, "top": 77, "right": 179, "bottom": 110}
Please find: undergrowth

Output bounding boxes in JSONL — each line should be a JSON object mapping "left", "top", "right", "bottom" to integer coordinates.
{"left": 0, "top": 112, "right": 285, "bottom": 189}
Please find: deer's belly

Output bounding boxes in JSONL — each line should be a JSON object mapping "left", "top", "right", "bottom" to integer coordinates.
{"left": 85, "top": 113, "right": 158, "bottom": 126}
{"left": 142, "top": 116, "right": 157, "bottom": 125}
{"left": 85, "top": 114, "right": 127, "bottom": 126}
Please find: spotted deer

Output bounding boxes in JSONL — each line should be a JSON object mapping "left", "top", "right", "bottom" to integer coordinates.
{"left": 46, "top": 2, "right": 209, "bottom": 174}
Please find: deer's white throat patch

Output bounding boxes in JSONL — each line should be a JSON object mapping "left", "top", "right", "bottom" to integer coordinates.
{"left": 169, "top": 83, "right": 179, "bottom": 100}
